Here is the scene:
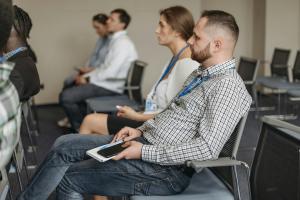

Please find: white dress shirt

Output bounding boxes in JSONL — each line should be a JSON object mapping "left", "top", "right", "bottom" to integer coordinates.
{"left": 84, "top": 31, "right": 138, "bottom": 93}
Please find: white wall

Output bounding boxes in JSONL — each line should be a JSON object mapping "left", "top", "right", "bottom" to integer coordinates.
{"left": 201, "top": 0, "right": 254, "bottom": 59}
{"left": 265, "top": 0, "right": 300, "bottom": 66}
{"left": 14, "top": 0, "right": 201, "bottom": 104}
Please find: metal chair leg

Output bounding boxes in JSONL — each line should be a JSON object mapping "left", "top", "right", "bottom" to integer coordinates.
{"left": 22, "top": 111, "right": 38, "bottom": 164}
{"left": 241, "top": 162, "right": 252, "bottom": 200}
{"left": 12, "top": 151, "right": 23, "bottom": 191}
{"left": 232, "top": 166, "right": 242, "bottom": 200}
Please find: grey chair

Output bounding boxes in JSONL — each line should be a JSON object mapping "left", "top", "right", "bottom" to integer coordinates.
{"left": 131, "top": 113, "right": 250, "bottom": 200}
{"left": 255, "top": 48, "right": 300, "bottom": 119}
{"left": 86, "top": 60, "right": 147, "bottom": 113}
{"left": 237, "top": 57, "right": 259, "bottom": 111}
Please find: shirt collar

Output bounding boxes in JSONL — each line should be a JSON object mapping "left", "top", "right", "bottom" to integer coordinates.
{"left": 110, "top": 30, "right": 127, "bottom": 40}
{"left": 197, "top": 58, "right": 236, "bottom": 77}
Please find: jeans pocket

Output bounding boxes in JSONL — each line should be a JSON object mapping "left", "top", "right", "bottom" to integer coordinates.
{"left": 134, "top": 177, "right": 184, "bottom": 196}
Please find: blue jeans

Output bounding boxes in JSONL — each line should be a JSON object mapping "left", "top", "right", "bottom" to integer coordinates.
{"left": 17, "top": 134, "right": 191, "bottom": 200}
{"left": 59, "top": 84, "right": 119, "bottom": 130}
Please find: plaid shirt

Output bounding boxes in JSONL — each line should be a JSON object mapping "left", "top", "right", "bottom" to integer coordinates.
{"left": 0, "top": 62, "right": 21, "bottom": 169}
{"left": 138, "top": 59, "right": 252, "bottom": 165}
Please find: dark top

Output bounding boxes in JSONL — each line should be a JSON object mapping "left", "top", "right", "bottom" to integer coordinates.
{"left": 8, "top": 50, "right": 40, "bottom": 101}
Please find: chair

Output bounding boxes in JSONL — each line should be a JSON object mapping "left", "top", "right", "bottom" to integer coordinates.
{"left": 86, "top": 60, "right": 147, "bottom": 113}
{"left": 255, "top": 48, "right": 300, "bottom": 119}
{"left": 237, "top": 57, "right": 259, "bottom": 111}
{"left": 251, "top": 116, "right": 300, "bottom": 200}
{"left": 131, "top": 113, "right": 250, "bottom": 200}
{"left": 270, "top": 48, "right": 291, "bottom": 77}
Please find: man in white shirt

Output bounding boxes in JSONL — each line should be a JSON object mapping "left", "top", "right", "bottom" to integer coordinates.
{"left": 59, "top": 9, "right": 138, "bottom": 130}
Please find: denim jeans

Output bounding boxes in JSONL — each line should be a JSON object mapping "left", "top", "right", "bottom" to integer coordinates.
{"left": 59, "top": 84, "right": 119, "bottom": 130}
{"left": 17, "top": 134, "right": 191, "bottom": 200}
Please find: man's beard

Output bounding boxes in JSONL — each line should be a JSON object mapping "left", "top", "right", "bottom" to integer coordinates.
{"left": 191, "top": 43, "right": 211, "bottom": 63}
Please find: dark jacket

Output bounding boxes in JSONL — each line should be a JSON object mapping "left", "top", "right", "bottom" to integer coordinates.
{"left": 8, "top": 50, "right": 40, "bottom": 101}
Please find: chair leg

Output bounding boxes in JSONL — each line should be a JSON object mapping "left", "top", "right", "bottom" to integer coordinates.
{"left": 8, "top": 186, "right": 13, "bottom": 200}
{"left": 232, "top": 166, "right": 242, "bottom": 200}
{"left": 22, "top": 111, "right": 38, "bottom": 164}
{"left": 241, "top": 162, "right": 252, "bottom": 200}
{"left": 23, "top": 153, "right": 30, "bottom": 182}
{"left": 12, "top": 151, "right": 23, "bottom": 191}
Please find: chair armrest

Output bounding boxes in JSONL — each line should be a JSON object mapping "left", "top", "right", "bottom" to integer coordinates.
{"left": 272, "top": 64, "right": 288, "bottom": 69}
{"left": 106, "top": 78, "right": 127, "bottom": 82}
{"left": 244, "top": 81, "right": 254, "bottom": 85}
{"left": 119, "top": 86, "right": 140, "bottom": 90}
{"left": 186, "top": 157, "right": 247, "bottom": 173}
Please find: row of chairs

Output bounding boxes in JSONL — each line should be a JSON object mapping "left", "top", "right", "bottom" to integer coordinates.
{"left": 236, "top": 48, "right": 300, "bottom": 119}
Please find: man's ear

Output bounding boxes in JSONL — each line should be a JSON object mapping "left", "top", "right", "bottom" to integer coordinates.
{"left": 212, "top": 38, "right": 222, "bottom": 52}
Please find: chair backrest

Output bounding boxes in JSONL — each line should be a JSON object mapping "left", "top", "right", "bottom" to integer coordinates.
{"left": 270, "top": 48, "right": 290, "bottom": 77}
{"left": 125, "top": 60, "right": 147, "bottom": 104}
{"left": 210, "top": 113, "right": 249, "bottom": 192}
{"left": 251, "top": 117, "right": 300, "bottom": 200}
{"left": 237, "top": 57, "right": 259, "bottom": 83}
{"left": 220, "top": 113, "right": 249, "bottom": 159}
{"left": 292, "top": 50, "right": 300, "bottom": 81}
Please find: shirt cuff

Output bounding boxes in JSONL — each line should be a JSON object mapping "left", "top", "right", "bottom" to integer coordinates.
{"left": 141, "top": 144, "right": 157, "bottom": 162}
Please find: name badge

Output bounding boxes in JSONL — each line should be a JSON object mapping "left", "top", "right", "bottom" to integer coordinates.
{"left": 145, "top": 97, "right": 158, "bottom": 112}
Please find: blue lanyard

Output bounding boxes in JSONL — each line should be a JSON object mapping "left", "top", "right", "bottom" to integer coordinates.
{"left": 4, "top": 47, "right": 27, "bottom": 60}
{"left": 177, "top": 66, "right": 236, "bottom": 99}
{"left": 152, "top": 44, "right": 189, "bottom": 97}
{"left": 0, "top": 56, "right": 5, "bottom": 63}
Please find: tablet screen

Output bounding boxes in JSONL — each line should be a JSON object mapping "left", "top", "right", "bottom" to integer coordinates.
{"left": 97, "top": 141, "right": 127, "bottom": 158}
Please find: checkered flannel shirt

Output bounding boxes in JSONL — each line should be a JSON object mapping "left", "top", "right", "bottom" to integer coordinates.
{"left": 0, "top": 62, "right": 21, "bottom": 168}
{"left": 138, "top": 59, "right": 252, "bottom": 165}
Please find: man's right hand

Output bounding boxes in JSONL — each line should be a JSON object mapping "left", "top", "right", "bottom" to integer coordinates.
{"left": 112, "top": 127, "right": 142, "bottom": 143}
{"left": 79, "top": 66, "right": 94, "bottom": 74}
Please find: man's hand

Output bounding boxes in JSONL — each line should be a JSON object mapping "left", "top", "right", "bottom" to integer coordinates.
{"left": 75, "top": 75, "right": 87, "bottom": 85}
{"left": 116, "top": 105, "right": 141, "bottom": 121}
{"left": 113, "top": 141, "right": 143, "bottom": 160}
{"left": 79, "top": 66, "right": 94, "bottom": 74}
{"left": 112, "top": 127, "right": 142, "bottom": 143}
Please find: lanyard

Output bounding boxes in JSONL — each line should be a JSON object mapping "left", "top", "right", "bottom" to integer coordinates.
{"left": 152, "top": 44, "right": 189, "bottom": 98}
{"left": 4, "top": 47, "right": 27, "bottom": 60}
{"left": 177, "top": 66, "right": 236, "bottom": 99}
{"left": 0, "top": 56, "right": 5, "bottom": 63}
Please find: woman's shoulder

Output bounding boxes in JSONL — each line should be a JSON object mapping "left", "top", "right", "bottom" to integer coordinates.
{"left": 176, "top": 58, "right": 199, "bottom": 69}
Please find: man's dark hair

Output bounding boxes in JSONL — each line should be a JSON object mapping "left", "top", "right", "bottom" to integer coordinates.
{"left": 13, "top": 5, "right": 37, "bottom": 62}
{"left": 201, "top": 10, "right": 239, "bottom": 43}
{"left": 92, "top": 13, "right": 108, "bottom": 25}
{"left": 0, "top": 0, "right": 13, "bottom": 50}
{"left": 111, "top": 8, "right": 131, "bottom": 29}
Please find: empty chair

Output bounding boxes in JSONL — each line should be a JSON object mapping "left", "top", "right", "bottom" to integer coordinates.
{"left": 237, "top": 56, "right": 259, "bottom": 101}
{"left": 270, "top": 48, "right": 291, "bottom": 77}
{"left": 86, "top": 60, "right": 147, "bottom": 113}
{"left": 131, "top": 113, "right": 250, "bottom": 200}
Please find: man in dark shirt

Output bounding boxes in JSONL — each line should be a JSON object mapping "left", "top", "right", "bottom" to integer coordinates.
{"left": 5, "top": 5, "right": 40, "bottom": 101}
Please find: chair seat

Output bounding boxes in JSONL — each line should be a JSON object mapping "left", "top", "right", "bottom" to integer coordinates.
{"left": 288, "top": 89, "right": 300, "bottom": 97}
{"left": 256, "top": 77, "right": 300, "bottom": 90}
{"left": 131, "top": 168, "right": 233, "bottom": 200}
{"left": 86, "top": 95, "right": 141, "bottom": 113}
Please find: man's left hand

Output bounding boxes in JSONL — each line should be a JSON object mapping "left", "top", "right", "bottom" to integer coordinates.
{"left": 113, "top": 141, "right": 143, "bottom": 160}
{"left": 75, "top": 75, "right": 88, "bottom": 85}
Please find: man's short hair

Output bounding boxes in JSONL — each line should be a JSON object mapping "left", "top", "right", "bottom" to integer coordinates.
{"left": 201, "top": 10, "right": 239, "bottom": 43}
{"left": 0, "top": 0, "right": 13, "bottom": 50}
{"left": 92, "top": 13, "right": 108, "bottom": 25}
{"left": 111, "top": 8, "right": 131, "bottom": 29}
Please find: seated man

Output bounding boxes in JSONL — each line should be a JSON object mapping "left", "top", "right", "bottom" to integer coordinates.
{"left": 5, "top": 5, "right": 40, "bottom": 102}
{"left": 18, "top": 10, "right": 251, "bottom": 200}
{"left": 59, "top": 8, "right": 138, "bottom": 130}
